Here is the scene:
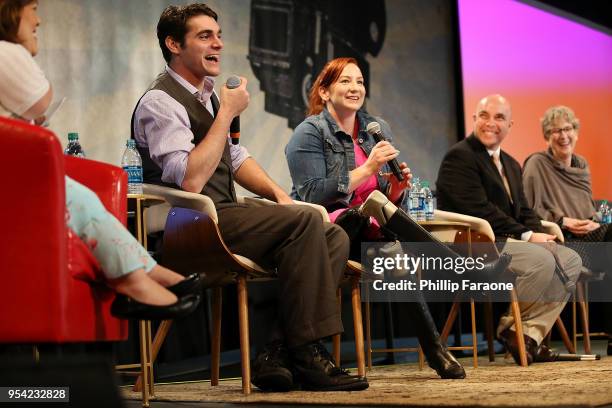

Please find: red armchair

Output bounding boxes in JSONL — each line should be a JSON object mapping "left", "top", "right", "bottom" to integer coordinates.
{"left": 0, "top": 117, "right": 128, "bottom": 343}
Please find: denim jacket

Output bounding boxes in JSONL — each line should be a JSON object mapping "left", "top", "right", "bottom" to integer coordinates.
{"left": 285, "top": 108, "right": 394, "bottom": 211}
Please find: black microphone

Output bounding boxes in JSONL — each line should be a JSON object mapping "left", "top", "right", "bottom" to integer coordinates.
{"left": 366, "top": 122, "right": 404, "bottom": 182}
{"left": 226, "top": 75, "right": 241, "bottom": 145}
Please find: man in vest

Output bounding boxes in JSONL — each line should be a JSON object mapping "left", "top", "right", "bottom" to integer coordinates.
{"left": 132, "top": 3, "right": 368, "bottom": 392}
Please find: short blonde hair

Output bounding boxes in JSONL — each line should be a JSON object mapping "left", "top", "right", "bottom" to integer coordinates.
{"left": 541, "top": 105, "right": 580, "bottom": 141}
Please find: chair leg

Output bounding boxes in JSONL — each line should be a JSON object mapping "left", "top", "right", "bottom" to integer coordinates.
{"left": 211, "top": 287, "right": 222, "bottom": 386}
{"left": 470, "top": 299, "right": 478, "bottom": 368}
{"left": 484, "top": 301, "right": 495, "bottom": 362}
{"left": 237, "top": 275, "right": 251, "bottom": 395}
{"left": 333, "top": 287, "right": 342, "bottom": 366}
{"left": 555, "top": 317, "right": 575, "bottom": 353}
{"left": 577, "top": 282, "right": 591, "bottom": 354}
{"left": 133, "top": 320, "right": 173, "bottom": 393}
{"left": 417, "top": 346, "right": 425, "bottom": 370}
{"left": 365, "top": 286, "right": 373, "bottom": 371}
{"left": 138, "top": 320, "right": 152, "bottom": 408}
{"left": 510, "top": 290, "right": 528, "bottom": 367}
{"left": 440, "top": 300, "right": 461, "bottom": 343}
{"left": 572, "top": 296, "right": 578, "bottom": 352}
{"left": 351, "top": 277, "right": 366, "bottom": 377}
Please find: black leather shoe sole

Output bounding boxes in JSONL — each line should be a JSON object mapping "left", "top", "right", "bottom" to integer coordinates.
{"left": 110, "top": 293, "right": 201, "bottom": 320}
{"left": 252, "top": 368, "right": 293, "bottom": 392}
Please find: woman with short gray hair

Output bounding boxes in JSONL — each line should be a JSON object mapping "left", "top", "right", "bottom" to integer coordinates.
{"left": 523, "top": 105, "right": 611, "bottom": 355}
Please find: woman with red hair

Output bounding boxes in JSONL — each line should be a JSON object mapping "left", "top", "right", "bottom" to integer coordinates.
{"left": 285, "top": 58, "right": 474, "bottom": 379}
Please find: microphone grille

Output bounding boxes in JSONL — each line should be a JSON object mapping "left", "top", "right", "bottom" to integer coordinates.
{"left": 226, "top": 75, "right": 241, "bottom": 89}
{"left": 366, "top": 122, "right": 381, "bottom": 135}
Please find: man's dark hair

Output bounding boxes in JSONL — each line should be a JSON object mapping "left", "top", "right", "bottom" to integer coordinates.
{"left": 0, "top": 0, "right": 37, "bottom": 43}
{"left": 157, "top": 3, "right": 218, "bottom": 63}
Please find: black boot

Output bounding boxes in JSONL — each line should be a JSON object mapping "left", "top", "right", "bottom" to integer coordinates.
{"left": 405, "top": 292, "right": 466, "bottom": 379}
{"left": 290, "top": 341, "right": 369, "bottom": 391}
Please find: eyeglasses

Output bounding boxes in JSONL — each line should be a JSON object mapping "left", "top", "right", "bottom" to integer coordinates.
{"left": 549, "top": 126, "right": 574, "bottom": 136}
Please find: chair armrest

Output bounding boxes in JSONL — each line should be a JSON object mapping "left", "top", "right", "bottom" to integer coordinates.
{"left": 143, "top": 184, "right": 218, "bottom": 222}
{"left": 65, "top": 156, "right": 127, "bottom": 225}
{"left": 433, "top": 209, "right": 496, "bottom": 242}
{"left": 541, "top": 220, "right": 564, "bottom": 242}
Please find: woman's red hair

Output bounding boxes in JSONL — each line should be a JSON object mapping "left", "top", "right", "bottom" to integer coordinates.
{"left": 307, "top": 57, "right": 359, "bottom": 116}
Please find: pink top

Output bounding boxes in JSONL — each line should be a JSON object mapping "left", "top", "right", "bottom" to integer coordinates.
{"left": 329, "top": 122, "right": 381, "bottom": 237}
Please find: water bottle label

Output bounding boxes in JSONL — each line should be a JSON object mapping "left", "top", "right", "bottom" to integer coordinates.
{"left": 123, "top": 165, "right": 143, "bottom": 184}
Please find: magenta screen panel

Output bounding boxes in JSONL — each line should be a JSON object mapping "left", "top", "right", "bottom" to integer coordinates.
{"left": 457, "top": 0, "right": 612, "bottom": 198}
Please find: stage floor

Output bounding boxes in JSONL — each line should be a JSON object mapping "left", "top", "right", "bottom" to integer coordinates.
{"left": 123, "top": 343, "right": 612, "bottom": 408}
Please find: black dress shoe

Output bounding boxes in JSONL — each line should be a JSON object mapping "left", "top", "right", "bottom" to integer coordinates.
{"left": 477, "top": 253, "right": 513, "bottom": 283}
{"left": 110, "top": 293, "right": 201, "bottom": 320}
{"left": 499, "top": 329, "right": 537, "bottom": 365}
{"left": 167, "top": 273, "right": 203, "bottom": 297}
{"left": 534, "top": 344, "right": 559, "bottom": 363}
{"left": 427, "top": 345, "right": 466, "bottom": 379}
{"left": 290, "top": 341, "right": 369, "bottom": 392}
{"left": 252, "top": 340, "right": 293, "bottom": 392}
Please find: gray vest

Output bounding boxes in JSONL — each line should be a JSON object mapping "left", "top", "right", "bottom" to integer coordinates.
{"left": 131, "top": 72, "right": 237, "bottom": 207}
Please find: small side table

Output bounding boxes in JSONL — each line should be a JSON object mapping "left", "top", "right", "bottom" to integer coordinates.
{"left": 115, "top": 193, "right": 166, "bottom": 408}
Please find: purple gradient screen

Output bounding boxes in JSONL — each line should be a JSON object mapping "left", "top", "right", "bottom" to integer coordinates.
{"left": 458, "top": 0, "right": 612, "bottom": 199}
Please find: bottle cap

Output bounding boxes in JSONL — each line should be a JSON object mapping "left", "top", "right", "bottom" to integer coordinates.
{"left": 68, "top": 132, "right": 79, "bottom": 141}
{"left": 126, "top": 139, "right": 136, "bottom": 147}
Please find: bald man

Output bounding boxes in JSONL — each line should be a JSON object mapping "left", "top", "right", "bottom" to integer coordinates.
{"left": 436, "top": 94, "right": 582, "bottom": 365}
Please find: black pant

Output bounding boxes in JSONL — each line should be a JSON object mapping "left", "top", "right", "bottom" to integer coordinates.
{"left": 217, "top": 203, "right": 349, "bottom": 347}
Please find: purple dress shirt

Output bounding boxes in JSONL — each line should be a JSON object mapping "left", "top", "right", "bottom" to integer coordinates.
{"left": 133, "top": 66, "right": 250, "bottom": 187}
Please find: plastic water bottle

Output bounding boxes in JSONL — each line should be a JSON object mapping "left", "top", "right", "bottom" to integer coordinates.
{"left": 422, "top": 181, "right": 435, "bottom": 221}
{"left": 597, "top": 201, "right": 609, "bottom": 223}
{"left": 64, "top": 132, "right": 85, "bottom": 157}
{"left": 408, "top": 177, "right": 419, "bottom": 220}
{"left": 416, "top": 180, "right": 426, "bottom": 222}
{"left": 603, "top": 204, "right": 612, "bottom": 224}
{"left": 121, "top": 139, "right": 143, "bottom": 195}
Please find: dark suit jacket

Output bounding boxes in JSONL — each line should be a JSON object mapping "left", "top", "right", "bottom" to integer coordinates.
{"left": 436, "top": 134, "right": 543, "bottom": 240}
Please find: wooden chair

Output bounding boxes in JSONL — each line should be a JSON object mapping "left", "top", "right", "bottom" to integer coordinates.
{"left": 130, "top": 184, "right": 366, "bottom": 402}
{"left": 540, "top": 221, "right": 592, "bottom": 354}
{"left": 426, "top": 209, "right": 529, "bottom": 367}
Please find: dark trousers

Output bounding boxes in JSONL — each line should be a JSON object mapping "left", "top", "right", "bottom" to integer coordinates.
{"left": 217, "top": 203, "right": 349, "bottom": 347}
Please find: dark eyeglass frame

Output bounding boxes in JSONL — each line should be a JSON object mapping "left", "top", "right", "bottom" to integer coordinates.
{"left": 548, "top": 125, "right": 574, "bottom": 136}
